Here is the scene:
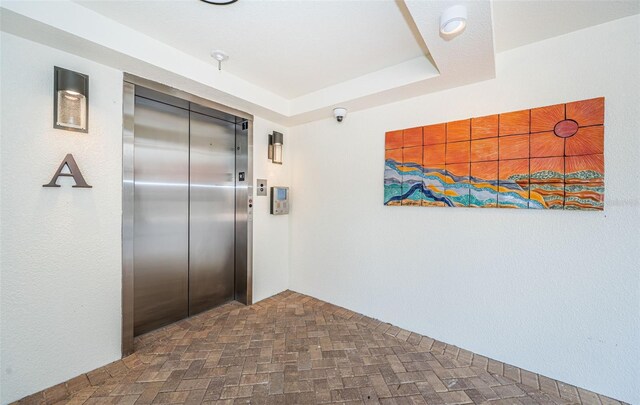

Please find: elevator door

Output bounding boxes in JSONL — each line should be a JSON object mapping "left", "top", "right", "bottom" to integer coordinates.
{"left": 189, "top": 111, "right": 236, "bottom": 314}
{"left": 133, "top": 93, "right": 239, "bottom": 337}
{"left": 133, "top": 96, "right": 189, "bottom": 336}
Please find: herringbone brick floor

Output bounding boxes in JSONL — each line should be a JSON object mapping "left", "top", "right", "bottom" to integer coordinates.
{"left": 19, "top": 290, "right": 623, "bottom": 405}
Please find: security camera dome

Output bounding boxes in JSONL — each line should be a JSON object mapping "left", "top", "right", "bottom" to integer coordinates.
{"left": 333, "top": 107, "right": 347, "bottom": 123}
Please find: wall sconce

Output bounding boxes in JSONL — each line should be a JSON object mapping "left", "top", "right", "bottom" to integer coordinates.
{"left": 54, "top": 66, "right": 88, "bottom": 133}
{"left": 268, "top": 131, "right": 283, "bottom": 164}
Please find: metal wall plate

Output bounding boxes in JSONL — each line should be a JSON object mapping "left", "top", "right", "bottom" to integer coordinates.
{"left": 257, "top": 179, "right": 267, "bottom": 196}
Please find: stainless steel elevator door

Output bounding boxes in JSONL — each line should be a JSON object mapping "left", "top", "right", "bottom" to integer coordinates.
{"left": 133, "top": 96, "right": 189, "bottom": 336}
{"left": 189, "top": 111, "right": 236, "bottom": 314}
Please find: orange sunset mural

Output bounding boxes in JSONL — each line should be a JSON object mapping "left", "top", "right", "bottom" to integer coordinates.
{"left": 384, "top": 97, "right": 605, "bottom": 210}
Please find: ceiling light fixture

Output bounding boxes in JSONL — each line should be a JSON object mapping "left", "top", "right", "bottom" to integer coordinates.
{"left": 211, "top": 50, "right": 229, "bottom": 71}
{"left": 440, "top": 5, "right": 467, "bottom": 36}
{"left": 200, "top": 0, "right": 238, "bottom": 5}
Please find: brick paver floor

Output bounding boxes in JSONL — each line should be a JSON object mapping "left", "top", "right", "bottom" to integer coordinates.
{"left": 21, "top": 290, "right": 623, "bottom": 404}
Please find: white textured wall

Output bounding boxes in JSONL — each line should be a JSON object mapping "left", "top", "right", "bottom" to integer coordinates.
{"left": 0, "top": 33, "right": 123, "bottom": 403}
{"left": 251, "top": 117, "right": 291, "bottom": 302}
{"left": 289, "top": 16, "right": 640, "bottom": 404}
{"left": 0, "top": 33, "right": 292, "bottom": 403}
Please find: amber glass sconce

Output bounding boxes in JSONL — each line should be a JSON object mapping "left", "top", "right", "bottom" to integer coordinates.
{"left": 54, "top": 66, "right": 88, "bottom": 133}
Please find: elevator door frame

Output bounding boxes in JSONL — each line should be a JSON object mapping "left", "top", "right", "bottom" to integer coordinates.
{"left": 121, "top": 74, "right": 253, "bottom": 357}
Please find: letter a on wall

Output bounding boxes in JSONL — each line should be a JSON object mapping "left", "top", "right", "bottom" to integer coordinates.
{"left": 43, "top": 154, "right": 92, "bottom": 188}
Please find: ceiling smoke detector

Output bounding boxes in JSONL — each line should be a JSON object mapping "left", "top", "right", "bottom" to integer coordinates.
{"left": 440, "top": 5, "right": 467, "bottom": 36}
{"left": 211, "top": 50, "right": 229, "bottom": 70}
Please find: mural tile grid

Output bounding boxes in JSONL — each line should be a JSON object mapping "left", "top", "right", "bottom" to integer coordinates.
{"left": 384, "top": 97, "right": 605, "bottom": 210}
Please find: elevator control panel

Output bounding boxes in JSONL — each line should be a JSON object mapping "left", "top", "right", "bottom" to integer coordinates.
{"left": 257, "top": 179, "right": 267, "bottom": 196}
{"left": 270, "top": 187, "right": 289, "bottom": 215}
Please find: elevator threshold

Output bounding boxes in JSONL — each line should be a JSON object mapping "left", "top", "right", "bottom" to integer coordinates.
{"left": 133, "top": 300, "right": 244, "bottom": 350}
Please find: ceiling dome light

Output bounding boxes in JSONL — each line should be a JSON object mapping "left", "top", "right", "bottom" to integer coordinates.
{"left": 200, "top": 0, "right": 238, "bottom": 5}
{"left": 440, "top": 5, "right": 467, "bottom": 36}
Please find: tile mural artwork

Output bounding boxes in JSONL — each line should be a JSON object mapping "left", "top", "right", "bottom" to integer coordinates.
{"left": 384, "top": 98, "right": 605, "bottom": 210}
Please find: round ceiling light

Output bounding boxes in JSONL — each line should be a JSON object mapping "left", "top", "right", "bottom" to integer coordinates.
{"left": 200, "top": 0, "right": 238, "bottom": 5}
{"left": 440, "top": 5, "right": 467, "bottom": 36}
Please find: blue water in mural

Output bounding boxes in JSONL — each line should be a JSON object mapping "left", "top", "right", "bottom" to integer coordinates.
{"left": 384, "top": 159, "right": 546, "bottom": 209}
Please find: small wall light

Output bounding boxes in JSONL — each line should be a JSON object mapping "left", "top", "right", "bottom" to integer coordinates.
{"left": 54, "top": 66, "right": 88, "bottom": 133}
{"left": 269, "top": 131, "right": 283, "bottom": 164}
{"left": 440, "top": 5, "right": 467, "bottom": 37}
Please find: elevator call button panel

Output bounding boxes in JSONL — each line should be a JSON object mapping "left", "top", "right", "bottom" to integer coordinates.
{"left": 270, "top": 186, "right": 289, "bottom": 215}
{"left": 257, "top": 179, "right": 267, "bottom": 196}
